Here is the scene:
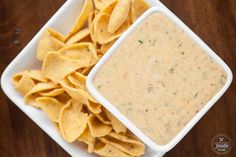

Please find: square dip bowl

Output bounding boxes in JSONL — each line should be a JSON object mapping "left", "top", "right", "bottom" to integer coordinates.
{"left": 1, "top": 0, "right": 232, "bottom": 157}
{"left": 86, "top": 6, "right": 233, "bottom": 157}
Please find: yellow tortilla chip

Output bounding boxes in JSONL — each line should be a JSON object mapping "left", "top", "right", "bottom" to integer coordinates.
{"left": 104, "top": 109, "right": 127, "bottom": 133}
{"left": 59, "top": 99, "right": 87, "bottom": 142}
{"left": 14, "top": 72, "right": 35, "bottom": 96}
{"left": 130, "top": 0, "right": 149, "bottom": 23}
{"left": 39, "top": 88, "right": 64, "bottom": 97}
{"left": 37, "top": 28, "right": 65, "bottom": 61}
{"left": 88, "top": 114, "right": 112, "bottom": 137}
{"left": 100, "top": 40, "right": 116, "bottom": 54}
{"left": 94, "top": 142, "right": 132, "bottom": 157}
{"left": 27, "top": 70, "right": 49, "bottom": 83}
{"left": 12, "top": 71, "right": 25, "bottom": 87}
{"left": 99, "top": 132, "right": 145, "bottom": 156}
{"left": 78, "top": 126, "right": 96, "bottom": 153}
{"left": 60, "top": 79, "right": 97, "bottom": 104}
{"left": 60, "top": 78, "right": 101, "bottom": 113}
{"left": 12, "top": 70, "right": 48, "bottom": 85}
{"left": 36, "top": 97, "right": 64, "bottom": 122}
{"left": 95, "top": 109, "right": 111, "bottom": 125}
{"left": 79, "top": 66, "right": 94, "bottom": 75}
{"left": 101, "top": 0, "right": 118, "bottom": 14}
{"left": 94, "top": 13, "right": 130, "bottom": 44}
{"left": 88, "top": 21, "right": 98, "bottom": 48}
{"left": 88, "top": 10, "right": 99, "bottom": 37}
{"left": 66, "top": 0, "right": 94, "bottom": 38}
{"left": 42, "top": 51, "right": 95, "bottom": 83}
{"left": 58, "top": 43, "right": 98, "bottom": 62}
{"left": 88, "top": 10, "right": 97, "bottom": 28}
{"left": 55, "top": 92, "right": 72, "bottom": 104}
{"left": 87, "top": 100, "right": 102, "bottom": 114}
{"left": 94, "top": 0, "right": 106, "bottom": 10}
{"left": 65, "top": 28, "right": 90, "bottom": 45}
{"left": 67, "top": 72, "right": 87, "bottom": 89}
{"left": 24, "top": 82, "right": 59, "bottom": 107}
{"left": 47, "top": 28, "right": 65, "bottom": 42}
{"left": 96, "top": 49, "right": 104, "bottom": 59}
{"left": 108, "top": 0, "right": 132, "bottom": 33}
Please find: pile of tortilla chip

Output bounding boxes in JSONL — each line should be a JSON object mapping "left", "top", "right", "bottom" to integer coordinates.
{"left": 12, "top": 0, "right": 149, "bottom": 156}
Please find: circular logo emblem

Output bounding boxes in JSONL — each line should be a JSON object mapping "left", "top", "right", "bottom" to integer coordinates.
{"left": 211, "top": 134, "right": 233, "bottom": 155}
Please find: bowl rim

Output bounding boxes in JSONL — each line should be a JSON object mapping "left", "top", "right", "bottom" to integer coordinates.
{"left": 86, "top": 6, "right": 233, "bottom": 152}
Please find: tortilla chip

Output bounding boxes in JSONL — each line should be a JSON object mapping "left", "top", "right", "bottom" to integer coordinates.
{"left": 14, "top": 72, "right": 35, "bottom": 96}
{"left": 66, "top": 28, "right": 90, "bottom": 45}
{"left": 87, "top": 100, "right": 102, "bottom": 114}
{"left": 100, "top": 39, "right": 116, "bottom": 54}
{"left": 59, "top": 99, "right": 87, "bottom": 142}
{"left": 58, "top": 43, "right": 98, "bottom": 62}
{"left": 94, "top": 13, "right": 130, "bottom": 44}
{"left": 108, "top": 0, "right": 132, "bottom": 33}
{"left": 89, "top": 11, "right": 99, "bottom": 44}
{"left": 37, "top": 28, "right": 65, "bottom": 61}
{"left": 95, "top": 109, "right": 111, "bottom": 125}
{"left": 42, "top": 51, "right": 96, "bottom": 83}
{"left": 24, "top": 82, "right": 59, "bottom": 107}
{"left": 55, "top": 92, "right": 72, "bottom": 104}
{"left": 102, "top": 0, "right": 118, "bottom": 14}
{"left": 104, "top": 109, "right": 127, "bottom": 133}
{"left": 88, "top": 10, "right": 97, "bottom": 28}
{"left": 60, "top": 79, "right": 97, "bottom": 104}
{"left": 94, "top": 142, "right": 132, "bottom": 157}
{"left": 78, "top": 126, "right": 96, "bottom": 153}
{"left": 36, "top": 97, "right": 64, "bottom": 122}
{"left": 94, "top": 0, "right": 107, "bottom": 10}
{"left": 39, "top": 88, "right": 64, "bottom": 97}
{"left": 130, "top": 0, "right": 149, "bottom": 23}
{"left": 67, "top": 72, "right": 87, "bottom": 89}
{"left": 47, "top": 28, "right": 65, "bottom": 42}
{"left": 12, "top": 72, "right": 25, "bottom": 87}
{"left": 79, "top": 66, "right": 94, "bottom": 75}
{"left": 88, "top": 114, "right": 112, "bottom": 137}
{"left": 66, "top": 0, "right": 94, "bottom": 38}
{"left": 99, "top": 132, "right": 145, "bottom": 156}
{"left": 27, "top": 70, "right": 49, "bottom": 83}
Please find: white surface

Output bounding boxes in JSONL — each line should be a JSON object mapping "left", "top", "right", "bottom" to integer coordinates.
{"left": 86, "top": 6, "right": 233, "bottom": 156}
{"left": 1, "top": 0, "right": 232, "bottom": 157}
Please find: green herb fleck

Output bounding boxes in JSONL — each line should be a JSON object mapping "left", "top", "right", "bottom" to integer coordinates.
{"left": 138, "top": 40, "right": 144, "bottom": 44}
{"left": 173, "top": 92, "right": 177, "bottom": 95}
{"left": 194, "top": 93, "right": 198, "bottom": 98}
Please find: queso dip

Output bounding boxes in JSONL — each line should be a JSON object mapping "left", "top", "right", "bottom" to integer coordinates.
{"left": 93, "top": 13, "right": 227, "bottom": 145}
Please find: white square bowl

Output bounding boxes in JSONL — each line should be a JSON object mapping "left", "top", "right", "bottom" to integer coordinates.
{"left": 1, "top": 0, "right": 232, "bottom": 157}
{"left": 86, "top": 6, "right": 233, "bottom": 157}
